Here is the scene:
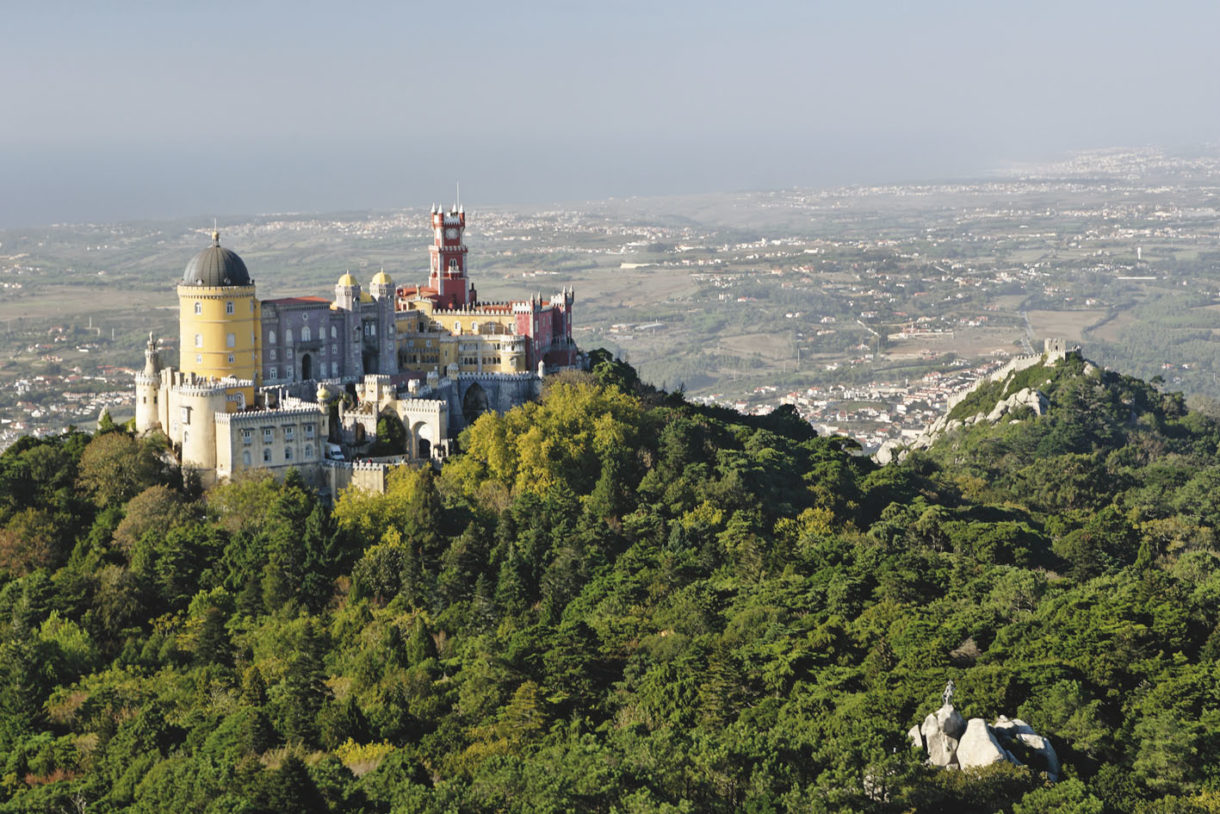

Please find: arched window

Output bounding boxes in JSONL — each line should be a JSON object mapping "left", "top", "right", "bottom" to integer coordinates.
{"left": 242, "top": 450, "right": 251, "bottom": 467}
{"left": 269, "top": 330, "right": 277, "bottom": 344}
{"left": 330, "top": 325, "right": 337, "bottom": 338}
{"left": 225, "top": 301, "right": 234, "bottom": 314}
{"left": 263, "top": 448, "right": 271, "bottom": 463}
{"left": 286, "top": 328, "right": 293, "bottom": 344}
{"left": 194, "top": 302, "right": 202, "bottom": 315}
{"left": 302, "top": 326, "right": 311, "bottom": 342}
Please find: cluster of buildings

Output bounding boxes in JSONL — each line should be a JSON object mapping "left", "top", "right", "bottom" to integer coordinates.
{"left": 136, "top": 204, "right": 580, "bottom": 490}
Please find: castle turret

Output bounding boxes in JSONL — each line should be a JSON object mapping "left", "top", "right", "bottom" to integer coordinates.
{"left": 177, "top": 230, "right": 260, "bottom": 406}
{"left": 370, "top": 270, "right": 397, "bottom": 375}
{"left": 428, "top": 205, "right": 471, "bottom": 308}
{"left": 135, "top": 332, "right": 162, "bottom": 434}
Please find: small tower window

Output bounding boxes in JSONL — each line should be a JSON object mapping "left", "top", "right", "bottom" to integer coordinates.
{"left": 454, "top": 321, "right": 461, "bottom": 333}
{"left": 226, "top": 301, "right": 234, "bottom": 314}
{"left": 226, "top": 333, "right": 236, "bottom": 348}
{"left": 194, "top": 302, "right": 202, "bottom": 315}
{"left": 196, "top": 354, "right": 203, "bottom": 364}
{"left": 195, "top": 334, "right": 203, "bottom": 348}
{"left": 228, "top": 354, "right": 235, "bottom": 364}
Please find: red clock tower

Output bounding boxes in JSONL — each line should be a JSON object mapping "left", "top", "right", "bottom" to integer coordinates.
{"left": 428, "top": 204, "right": 472, "bottom": 308}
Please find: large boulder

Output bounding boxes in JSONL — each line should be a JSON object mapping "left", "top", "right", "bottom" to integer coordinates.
{"left": 936, "top": 703, "right": 967, "bottom": 740}
{"left": 956, "top": 718, "right": 1013, "bottom": 769}
{"left": 1018, "top": 732, "right": 1060, "bottom": 780}
{"left": 920, "top": 712, "right": 959, "bottom": 767}
{"left": 908, "top": 725, "right": 923, "bottom": 750}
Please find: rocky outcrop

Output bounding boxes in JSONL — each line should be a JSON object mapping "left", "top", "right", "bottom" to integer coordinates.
{"left": 909, "top": 706, "right": 1058, "bottom": 781}
{"left": 875, "top": 385, "right": 1051, "bottom": 465}
{"left": 956, "top": 718, "right": 1014, "bottom": 769}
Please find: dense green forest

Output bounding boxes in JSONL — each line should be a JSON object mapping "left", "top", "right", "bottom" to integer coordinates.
{"left": 4, "top": 350, "right": 1220, "bottom": 812}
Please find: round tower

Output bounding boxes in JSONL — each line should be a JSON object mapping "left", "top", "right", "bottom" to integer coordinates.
{"left": 134, "top": 332, "right": 162, "bottom": 434}
{"left": 177, "top": 230, "right": 261, "bottom": 385}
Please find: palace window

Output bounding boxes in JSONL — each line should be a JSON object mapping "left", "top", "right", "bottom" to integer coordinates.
{"left": 226, "top": 301, "right": 234, "bottom": 314}
{"left": 285, "top": 447, "right": 293, "bottom": 461}
{"left": 242, "top": 450, "right": 251, "bottom": 467}
{"left": 302, "top": 326, "right": 311, "bottom": 342}
{"left": 241, "top": 429, "right": 252, "bottom": 445}
{"left": 304, "top": 423, "right": 315, "bottom": 439}
{"left": 331, "top": 325, "right": 337, "bottom": 339}
{"left": 194, "top": 302, "right": 202, "bottom": 315}
{"left": 263, "top": 448, "right": 271, "bottom": 463}
{"left": 263, "top": 427, "right": 273, "bottom": 443}
{"left": 286, "top": 329, "right": 293, "bottom": 343}
{"left": 454, "top": 321, "right": 461, "bottom": 333}
{"left": 304, "top": 444, "right": 314, "bottom": 459}
{"left": 284, "top": 426, "right": 295, "bottom": 441}
{"left": 180, "top": 406, "right": 190, "bottom": 425}
{"left": 269, "top": 349, "right": 277, "bottom": 361}
{"left": 269, "top": 330, "right": 277, "bottom": 344}
{"left": 331, "top": 361, "right": 338, "bottom": 376}
{"left": 226, "top": 333, "right": 236, "bottom": 348}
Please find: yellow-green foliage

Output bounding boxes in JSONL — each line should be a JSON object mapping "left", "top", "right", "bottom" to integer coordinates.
{"left": 441, "top": 379, "right": 642, "bottom": 500}
{"left": 335, "top": 738, "right": 395, "bottom": 776}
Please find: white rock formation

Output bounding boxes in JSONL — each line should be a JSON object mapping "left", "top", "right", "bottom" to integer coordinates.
{"left": 920, "top": 711, "right": 959, "bottom": 767}
{"left": 956, "top": 718, "right": 1014, "bottom": 769}
{"left": 911, "top": 708, "right": 1058, "bottom": 781}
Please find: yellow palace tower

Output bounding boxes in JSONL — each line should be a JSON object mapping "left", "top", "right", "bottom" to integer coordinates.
{"left": 178, "top": 230, "right": 261, "bottom": 396}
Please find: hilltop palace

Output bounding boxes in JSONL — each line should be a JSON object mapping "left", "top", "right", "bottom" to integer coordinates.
{"left": 134, "top": 204, "right": 579, "bottom": 492}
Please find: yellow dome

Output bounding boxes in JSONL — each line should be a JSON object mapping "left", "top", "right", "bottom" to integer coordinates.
{"left": 371, "top": 270, "right": 393, "bottom": 286}
{"left": 337, "top": 272, "right": 358, "bottom": 287}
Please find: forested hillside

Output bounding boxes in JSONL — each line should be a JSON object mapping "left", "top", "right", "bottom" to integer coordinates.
{"left": 3, "top": 351, "right": 1220, "bottom": 812}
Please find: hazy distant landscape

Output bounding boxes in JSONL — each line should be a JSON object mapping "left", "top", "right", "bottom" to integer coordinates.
{"left": 4, "top": 146, "right": 1220, "bottom": 449}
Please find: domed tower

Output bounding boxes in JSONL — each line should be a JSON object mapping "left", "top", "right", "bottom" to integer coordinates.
{"left": 134, "top": 332, "right": 162, "bottom": 434}
{"left": 369, "top": 270, "right": 397, "bottom": 375}
{"left": 178, "top": 230, "right": 261, "bottom": 384}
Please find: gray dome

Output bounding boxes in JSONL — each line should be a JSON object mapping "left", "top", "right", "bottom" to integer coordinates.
{"left": 182, "top": 231, "right": 251, "bottom": 287}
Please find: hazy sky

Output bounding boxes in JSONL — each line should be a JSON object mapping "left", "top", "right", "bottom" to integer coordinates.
{"left": 2, "top": 0, "right": 1219, "bottom": 227}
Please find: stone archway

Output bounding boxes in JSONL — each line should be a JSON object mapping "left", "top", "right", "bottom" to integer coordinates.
{"left": 411, "top": 420, "right": 432, "bottom": 460}
{"left": 462, "top": 382, "right": 489, "bottom": 426}
{"left": 301, "top": 353, "right": 313, "bottom": 381}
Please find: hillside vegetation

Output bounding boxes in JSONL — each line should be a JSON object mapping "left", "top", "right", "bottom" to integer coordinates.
{"left": 2, "top": 352, "right": 1220, "bottom": 812}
